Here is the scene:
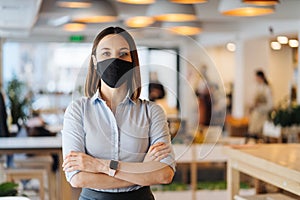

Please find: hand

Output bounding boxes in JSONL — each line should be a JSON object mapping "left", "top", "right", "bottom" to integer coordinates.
{"left": 143, "top": 142, "right": 171, "bottom": 162}
{"left": 62, "top": 151, "right": 108, "bottom": 173}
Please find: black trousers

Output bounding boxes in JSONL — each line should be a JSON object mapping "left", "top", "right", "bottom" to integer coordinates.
{"left": 79, "top": 186, "right": 155, "bottom": 200}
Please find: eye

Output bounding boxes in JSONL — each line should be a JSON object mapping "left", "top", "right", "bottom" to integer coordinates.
{"left": 102, "top": 51, "right": 111, "bottom": 57}
{"left": 119, "top": 51, "right": 129, "bottom": 57}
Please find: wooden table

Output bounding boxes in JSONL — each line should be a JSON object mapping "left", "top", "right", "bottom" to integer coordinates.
{"left": 225, "top": 144, "right": 300, "bottom": 199}
{"left": 173, "top": 143, "right": 228, "bottom": 200}
{"left": 0, "top": 136, "right": 72, "bottom": 200}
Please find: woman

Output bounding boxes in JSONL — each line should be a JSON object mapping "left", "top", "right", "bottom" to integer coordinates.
{"left": 62, "top": 27, "right": 175, "bottom": 200}
{"left": 247, "top": 70, "right": 273, "bottom": 142}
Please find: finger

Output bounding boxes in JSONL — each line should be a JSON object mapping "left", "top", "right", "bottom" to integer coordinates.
{"left": 63, "top": 155, "right": 79, "bottom": 167}
{"left": 62, "top": 158, "right": 72, "bottom": 167}
{"left": 157, "top": 153, "right": 169, "bottom": 160}
{"left": 151, "top": 155, "right": 159, "bottom": 162}
{"left": 69, "top": 151, "right": 81, "bottom": 157}
{"left": 64, "top": 164, "right": 80, "bottom": 172}
{"left": 63, "top": 161, "right": 73, "bottom": 171}
{"left": 64, "top": 164, "right": 79, "bottom": 172}
{"left": 149, "top": 143, "right": 168, "bottom": 153}
{"left": 154, "top": 149, "right": 170, "bottom": 157}
{"left": 65, "top": 153, "right": 78, "bottom": 160}
{"left": 63, "top": 160, "right": 81, "bottom": 172}
{"left": 148, "top": 142, "right": 164, "bottom": 151}
{"left": 151, "top": 144, "right": 170, "bottom": 154}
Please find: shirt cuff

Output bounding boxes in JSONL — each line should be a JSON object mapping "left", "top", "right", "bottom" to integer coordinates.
{"left": 65, "top": 170, "right": 80, "bottom": 182}
{"left": 160, "top": 155, "right": 176, "bottom": 172}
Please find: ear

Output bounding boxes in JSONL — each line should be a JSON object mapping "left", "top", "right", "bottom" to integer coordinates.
{"left": 92, "top": 55, "right": 97, "bottom": 68}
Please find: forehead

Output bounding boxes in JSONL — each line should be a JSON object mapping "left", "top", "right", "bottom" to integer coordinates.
{"left": 97, "top": 34, "right": 130, "bottom": 50}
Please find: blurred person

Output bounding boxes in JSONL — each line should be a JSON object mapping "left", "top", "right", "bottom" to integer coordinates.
{"left": 62, "top": 27, "right": 175, "bottom": 200}
{"left": 0, "top": 88, "right": 15, "bottom": 168}
{"left": 246, "top": 70, "right": 273, "bottom": 143}
{"left": 148, "top": 82, "right": 178, "bottom": 116}
{"left": 148, "top": 82, "right": 165, "bottom": 102}
{"left": 0, "top": 89, "right": 9, "bottom": 137}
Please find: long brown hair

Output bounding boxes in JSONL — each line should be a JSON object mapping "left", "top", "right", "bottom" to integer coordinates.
{"left": 84, "top": 27, "right": 141, "bottom": 101}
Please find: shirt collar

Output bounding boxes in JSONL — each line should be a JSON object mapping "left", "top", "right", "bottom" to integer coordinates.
{"left": 91, "top": 90, "right": 136, "bottom": 105}
{"left": 91, "top": 90, "right": 104, "bottom": 104}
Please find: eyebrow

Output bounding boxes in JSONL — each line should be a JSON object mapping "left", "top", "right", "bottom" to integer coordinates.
{"left": 100, "top": 47, "right": 130, "bottom": 51}
{"left": 120, "top": 47, "right": 130, "bottom": 51}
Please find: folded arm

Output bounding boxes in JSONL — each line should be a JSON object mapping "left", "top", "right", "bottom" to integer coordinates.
{"left": 69, "top": 171, "right": 134, "bottom": 189}
{"left": 64, "top": 142, "right": 174, "bottom": 188}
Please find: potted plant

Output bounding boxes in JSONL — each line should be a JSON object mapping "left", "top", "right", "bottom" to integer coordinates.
{"left": 0, "top": 182, "right": 18, "bottom": 196}
{"left": 6, "top": 76, "right": 31, "bottom": 132}
{"left": 268, "top": 102, "right": 300, "bottom": 141}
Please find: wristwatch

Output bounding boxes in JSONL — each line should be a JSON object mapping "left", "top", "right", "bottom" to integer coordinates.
{"left": 108, "top": 160, "right": 119, "bottom": 177}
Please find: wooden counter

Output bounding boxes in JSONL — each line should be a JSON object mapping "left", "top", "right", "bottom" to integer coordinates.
{"left": 224, "top": 144, "right": 300, "bottom": 199}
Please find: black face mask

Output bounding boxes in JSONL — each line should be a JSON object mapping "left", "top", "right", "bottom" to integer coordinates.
{"left": 96, "top": 58, "right": 134, "bottom": 88}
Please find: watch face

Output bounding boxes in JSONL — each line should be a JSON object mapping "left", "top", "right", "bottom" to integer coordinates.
{"left": 110, "top": 160, "right": 119, "bottom": 170}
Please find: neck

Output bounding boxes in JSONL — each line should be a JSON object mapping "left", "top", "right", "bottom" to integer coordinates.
{"left": 100, "top": 81, "right": 128, "bottom": 112}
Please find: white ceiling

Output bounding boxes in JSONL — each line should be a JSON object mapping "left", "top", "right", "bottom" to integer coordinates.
{"left": 1, "top": 0, "right": 300, "bottom": 46}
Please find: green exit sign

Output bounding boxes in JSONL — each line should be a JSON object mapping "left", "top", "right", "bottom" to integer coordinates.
{"left": 69, "top": 35, "right": 85, "bottom": 42}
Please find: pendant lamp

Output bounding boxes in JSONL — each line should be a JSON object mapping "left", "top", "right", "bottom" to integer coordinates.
{"left": 147, "top": 0, "right": 197, "bottom": 22}
{"left": 243, "top": 0, "right": 280, "bottom": 6}
{"left": 163, "top": 21, "right": 202, "bottom": 35}
{"left": 219, "top": 0, "right": 275, "bottom": 17}
{"left": 56, "top": 0, "right": 92, "bottom": 8}
{"left": 124, "top": 16, "right": 155, "bottom": 28}
{"left": 63, "top": 22, "right": 86, "bottom": 32}
{"left": 169, "top": 0, "right": 207, "bottom": 4}
{"left": 117, "top": 0, "right": 155, "bottom": 4}
{"left": 73, "top": 0, "right": 117, "bottom": 23}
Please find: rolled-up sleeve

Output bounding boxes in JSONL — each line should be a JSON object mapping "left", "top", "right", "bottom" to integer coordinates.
{"left": 62, "top": 98, "right": 86, "bottom": 182}
{"left": 149, "top": 103, "right": 176, "bottom": 171}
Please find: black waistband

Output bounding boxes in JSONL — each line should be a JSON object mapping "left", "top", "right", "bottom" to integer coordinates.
{"left": 79, "top": 186, "right": 155, "bottom": 200}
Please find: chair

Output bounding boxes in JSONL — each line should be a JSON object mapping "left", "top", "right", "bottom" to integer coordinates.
{"left": 4, "top": 168, "right": 47, "bottom": 200}
{"left": 14, "top": 155, "right": 55, "bottom": 200}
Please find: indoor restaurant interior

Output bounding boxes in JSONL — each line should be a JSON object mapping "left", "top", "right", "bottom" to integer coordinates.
{"left": 0, "top": 0, "right": 300, "bottom": 200}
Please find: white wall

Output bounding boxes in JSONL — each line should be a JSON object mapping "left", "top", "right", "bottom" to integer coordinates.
{"left": 206, "top": 46, "right": 235, "bottom": 86}
{"left": 244, "top": 37, "right": 270, "bottom": 110}
{"left": 269, "top": 45, "right": 294, "bottom": 106}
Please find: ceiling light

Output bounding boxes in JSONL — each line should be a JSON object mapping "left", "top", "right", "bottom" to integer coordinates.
{"left": 226, "top": 42, "right": 236, "bottom": 52}
{"left": 148, "top": 0, "right": 197, "bottom": 22}
{"left": 243, "top": 0, "right": 280, "bottom": 6}
{"left": 73, "top": 0, "right": 117, "bottom": 23}
{"left": 163, "top": 21, "right": 202, "bottom": 35}
{"left": 169, "top": 0, "right": 207, "bottom": 4}
{"left": 117, "top": 0, "right": 155, "bottom": 4}
{"left": 271, "top": 41, "right": 281, "bottom": 50}
{"left": 289, "top": 39, "right": 299, "bottom": 48}
{"left": 219, "top": 0, "right": 275, "bottom": 17}
{"left": 277, "top": 36, "right": 288, "bottom": 44}
{"left": 124, "top": 16, "right": 155, "bottom": 28}
{"left": 56, "top": 0, "right": 92, "bottom": 8}
{"left": 63, "top": 22, "right": 86, "bottom": 32}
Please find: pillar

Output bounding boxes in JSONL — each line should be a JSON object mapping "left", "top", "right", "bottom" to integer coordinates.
{"left": 232, "top": 39, "right": 245, "bottom": 118}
